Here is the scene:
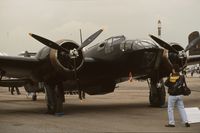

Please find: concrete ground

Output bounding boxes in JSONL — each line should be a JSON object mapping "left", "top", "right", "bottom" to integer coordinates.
{"left": 0, "top": 77, "right": 200, "bottom": 133}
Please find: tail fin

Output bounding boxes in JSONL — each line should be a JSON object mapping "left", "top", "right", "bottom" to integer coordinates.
{"left": 188, "top": 31, "right": 200, "bottom": 45}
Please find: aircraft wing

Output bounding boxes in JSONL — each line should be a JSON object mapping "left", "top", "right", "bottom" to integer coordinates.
{"left": 0, "top": 55, "right": 39, "bottom": 78}
{"left": 0, "top": 78, "right": 28, "bottom": 87}
{"left": 187, "top": 55, "right": 200, "bottom": 65}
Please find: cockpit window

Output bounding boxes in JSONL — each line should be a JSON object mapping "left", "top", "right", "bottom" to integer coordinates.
{"left": 132, "top": 40, "right": 158, "bottom": 50}
{"left": 105, "top": 35, "right": 125, "bottom": 44}
{"left": 113, "top": 37, "right": 123, "bottom": 44}
{"left": 125, "top": 40, "right": 133, "bottom": 50}
{"left": 105, "top": 39, "right": 114, "bottom": 53}
{"left": 120, "top": 40, "right": 133, "bottom": 51}
{"left": 141, "top": 40, "right": 156, "bottom": 47}
{"left": 107, "top": 38, "right": 113, "bottom": 44}
{"left": 105, "top": 35, "right": 126, "bottom": 53}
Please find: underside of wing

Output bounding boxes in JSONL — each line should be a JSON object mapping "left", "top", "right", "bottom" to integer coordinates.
{"left": 0, "top": 55, "right": 39, "bottom": 78}
{"left": 0, "top": 78, "right": 28, "bottom": 87}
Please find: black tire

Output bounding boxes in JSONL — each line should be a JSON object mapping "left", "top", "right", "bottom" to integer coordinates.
{"left": 45, "top": 83, "right": 64, "bottom": 115}
{"left": 45, "top": 85, "right": 56, "bottom": 114}
{"left": 32, "top": 94, "right": 37, "bottom": 101}
{"left": 149, "top": 81, "right": 166, "bottom": 107}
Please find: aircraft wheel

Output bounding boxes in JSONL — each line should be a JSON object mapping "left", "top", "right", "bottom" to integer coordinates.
{"left": 32, "top": 93, "right": 37, "bottom": 101}
{"left": 149, "top": 79, "right": 166, "bottom": 107}
{"left": 45, "top": 85, "right": 56, "bottom": 114}
{"left": 45, "top": 83, "right": 64, "bottom": 115}
{"left": 54, "top": 84, "right": 65, "bottom": 115}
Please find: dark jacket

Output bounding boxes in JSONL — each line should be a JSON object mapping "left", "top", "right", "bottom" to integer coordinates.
{"left": 165, "top": 74, "right": 187, "bottom": 96}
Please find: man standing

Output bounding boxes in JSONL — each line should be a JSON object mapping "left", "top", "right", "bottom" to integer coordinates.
{"left": 165, "top": 65, "right": 190, "bottom": 127}
{"left": 11, "top": 86, "right": 21, "bottom": 95}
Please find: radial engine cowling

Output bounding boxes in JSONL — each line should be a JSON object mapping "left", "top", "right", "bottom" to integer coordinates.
{"left": 50, "top": 39, "right": 84, "bottom": 72}
{"left": 169, "top": 43, "right": 187, "bottom": 70}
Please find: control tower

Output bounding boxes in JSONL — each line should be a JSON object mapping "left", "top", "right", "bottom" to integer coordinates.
{"left": 158, "top": 20, "right": 161, "bottom": 38}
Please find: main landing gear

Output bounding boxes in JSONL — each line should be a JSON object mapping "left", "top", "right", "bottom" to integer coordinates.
{"left": 32, "top": 92, "right": 37, "bottom": 101}
{"left": 78, "top": 90, "right": 86, "bottom": 100}
{"left": 45, "top": 83, "right": 65, "bottom": 115}
{"left": 148, "top": 78, "right": 166, "bottom": 107}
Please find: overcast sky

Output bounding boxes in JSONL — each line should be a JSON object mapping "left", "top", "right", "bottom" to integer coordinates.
{"left": 0, "top": 0, "right": 199, "bottom": 55}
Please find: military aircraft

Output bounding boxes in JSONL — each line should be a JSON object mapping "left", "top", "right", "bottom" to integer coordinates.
{"left": 0, "top": 29, "right": 200, "bottom": 115}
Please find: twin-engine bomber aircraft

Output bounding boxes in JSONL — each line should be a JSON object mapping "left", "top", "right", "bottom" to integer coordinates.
{"left": 0, "top": 29, "right": 200, "bottom": 115}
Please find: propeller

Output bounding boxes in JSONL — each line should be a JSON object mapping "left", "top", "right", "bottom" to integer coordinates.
{"left": 29, "top": 33, "right": 70, "bottom": 53}
{"left": 149, "top": 32, "right": 200, "bottom": 71}
{"left": 74, "top": 29, "right": 104, "bottom": 100}
{"left": 72, "top": 28, "right": 103, "bottom": 100}
{"left": 149, "top": 35, "right": 178, "bottom": 53}
{"left": 78, "top": 29, "right": 103, "bottom": 50}
{"left": 149, "top": 31, "right": 200, "bottom": 53}
{"left": 29, "top": 28, "right": 103, "bottom": 56}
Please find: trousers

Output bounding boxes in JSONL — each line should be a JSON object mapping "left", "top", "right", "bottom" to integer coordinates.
{"left": 167, "top": 95, "right": 188, "bottom": 125}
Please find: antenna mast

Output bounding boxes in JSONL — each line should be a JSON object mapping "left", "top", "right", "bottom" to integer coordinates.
{"left": 79, "top": 29, "right": 83, "bottom": 44}
{"left": 158, "top": 20, "right": 161, "bottom": 38}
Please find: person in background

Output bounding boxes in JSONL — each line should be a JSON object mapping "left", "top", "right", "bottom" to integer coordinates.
{"left": 11, "top": 86, "right": 21, "bottom": 95}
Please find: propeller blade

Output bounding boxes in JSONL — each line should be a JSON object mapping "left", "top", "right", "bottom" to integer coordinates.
{"left": 149, "top": 34, "right": 178, "bottom": 54}
{"left": 29, "top": 33, "right": 69, "bottom": 53}
{"left": 78, "top": 29, "right": 103, "bottom": 50}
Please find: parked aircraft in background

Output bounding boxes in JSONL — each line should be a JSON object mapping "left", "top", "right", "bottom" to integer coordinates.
{"left": 0, "top": 52, "right": 8, "bottom": 56}
{"left": 0, "top": 29, "right": 200, "bottom": 115}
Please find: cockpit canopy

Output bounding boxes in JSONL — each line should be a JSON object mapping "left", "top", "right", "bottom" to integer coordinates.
{"left": 120, "top": 39, "right": 158, "bottom": 51}
{"left": 104, "top": 35, "right": 126, "bottom": 44}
